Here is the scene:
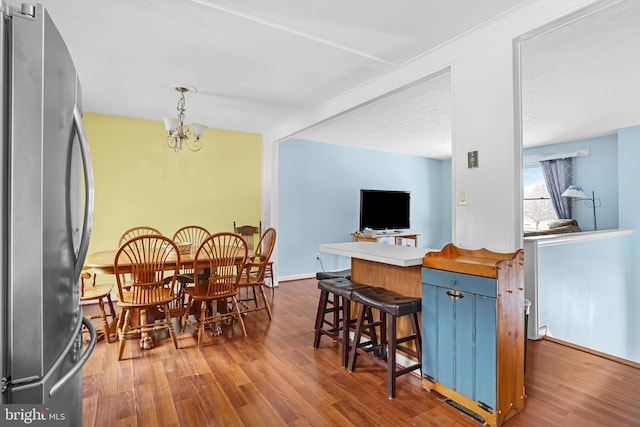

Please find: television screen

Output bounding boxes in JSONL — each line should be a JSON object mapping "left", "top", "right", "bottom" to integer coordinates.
{"left": 359, "top": 189, "right": 410, "bottom": 231}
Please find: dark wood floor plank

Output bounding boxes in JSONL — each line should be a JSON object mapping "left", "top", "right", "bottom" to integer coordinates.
{"left": 82, "top": 278, "right": 640, "bottom": 427}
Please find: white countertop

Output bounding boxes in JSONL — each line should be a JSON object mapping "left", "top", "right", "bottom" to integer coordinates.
{"left": 319, "top": 241, "right": 436, "bottom": 267}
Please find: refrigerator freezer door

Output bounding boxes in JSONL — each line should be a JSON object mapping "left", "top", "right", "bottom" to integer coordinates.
{"left": 4, "top": 3, "right": 94, "bottom": 406}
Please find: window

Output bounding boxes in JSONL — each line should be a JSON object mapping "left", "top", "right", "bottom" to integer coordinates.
{"left": 523, "top": 164, "right": 557, "bottom": 231}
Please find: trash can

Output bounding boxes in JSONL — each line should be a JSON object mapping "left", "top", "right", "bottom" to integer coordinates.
{"left": 524, "top": 299, "right": 531, "bottom": 374}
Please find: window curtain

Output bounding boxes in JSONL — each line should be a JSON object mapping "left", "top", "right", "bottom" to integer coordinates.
{"left": 540, "top": 158, "right": 573, "bottom": 219}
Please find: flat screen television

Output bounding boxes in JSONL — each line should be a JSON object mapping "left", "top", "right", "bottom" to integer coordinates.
{"left": 359, "top": 189, "right": 410, "bottom": 232}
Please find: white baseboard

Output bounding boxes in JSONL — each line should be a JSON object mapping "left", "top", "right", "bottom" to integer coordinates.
{"left": 278, "top": 273, "right": 316, "bottom": 282}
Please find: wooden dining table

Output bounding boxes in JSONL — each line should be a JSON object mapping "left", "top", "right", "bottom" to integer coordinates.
{"left": 84, "top": 247, "right": 245, "bottom": 350}
{"left": 84, "top": 248, "right": 208, "bottom": 275}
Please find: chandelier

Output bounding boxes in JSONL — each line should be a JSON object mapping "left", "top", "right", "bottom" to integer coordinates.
{"left": 162, "top": 85, "right": 206, "bottom": 152}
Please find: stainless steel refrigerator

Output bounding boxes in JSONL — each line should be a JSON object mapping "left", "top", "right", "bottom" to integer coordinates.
{"left": 1, "top": 2, "right": 96, "bottom": 425}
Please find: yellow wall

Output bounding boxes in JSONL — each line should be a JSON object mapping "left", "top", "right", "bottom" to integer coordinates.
{"left": 83, "top": 112, "right": 262, "bottom": 255}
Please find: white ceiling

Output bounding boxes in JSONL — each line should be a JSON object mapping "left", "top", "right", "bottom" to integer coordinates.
{"left": 296, "top": 71, "right": 454, "bottom": 159}
{"left": 18, "top": 0, "right": 640, "bottom": 158}
{"left": 298, "top": 0, "right": 640, "bottom": 158}
{"left": 520, "top": 0, "right": 640, "bottom": 148}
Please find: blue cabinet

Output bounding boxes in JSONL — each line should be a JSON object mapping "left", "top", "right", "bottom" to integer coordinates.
{"left": 421, "top": 245, "right": 524, "bottom": 427}
{"left": 422, "top": 270, "right": 498, "bottom": 408}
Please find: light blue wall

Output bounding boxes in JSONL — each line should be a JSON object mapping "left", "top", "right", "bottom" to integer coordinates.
{"left": 528, "top": 125, "right": 639, "bottom": 362}
{"left": 439, "top": 159, "right": 452, "bottom": 248}
{"left": 618, "top": 126, "right": 640, "bottom": 229}
{"left": 523, "top": 134, "right": 618, "bottom": 231}
{"left": 537, "top": 234, "right": 634, "bottom": 361}
{"left": 278, "top": 138, "right": 451, "bottom": 278}
{"left": 618, "top": 125, "right": 640, "bottom": 360}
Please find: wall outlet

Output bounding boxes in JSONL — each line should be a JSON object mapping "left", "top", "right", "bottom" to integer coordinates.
{"left": 315, "top": 252, "right": 320, "bottom": 260}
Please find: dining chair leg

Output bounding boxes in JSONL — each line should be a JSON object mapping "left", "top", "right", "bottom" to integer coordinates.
{"left": 259, "top": 285, "right": 272, "bottom": 319}
{"left": 106, "top": 295, "right": 117, "bottom": 323}
{"left": 106, "top": 294, "right": 118, "bottom": 343}
{"left": 117, "top": 309, "right": 131, "bottom": 361}
{"left": 181, "top": 296, "right": 193, "bottom": 333}
{"left": 164, "top": 302, "right": 178, "bottom": 349}
{"left": 198, "top": 300, "right": 207, "bottom": 348}
{"left": 115, "top": 307, "right": 126, "bottom": 337}
{"left": 231, "top": 296, "right": 247, "bottom": 337}
{"left": 97, "top": 299, "right": 111, "bottom": 343}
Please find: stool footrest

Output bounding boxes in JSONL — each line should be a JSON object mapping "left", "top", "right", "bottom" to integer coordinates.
{"left": 396, "top": 345, "right": 419, "bottom": 360}
{"left": 357, "top": 343, "right": 386, "bottom": 358}
{"left": 395, "top": 363, "right": 421, "bottom": 377}
{"left": 396, "top": 334, "right": 419, "bottom": 346}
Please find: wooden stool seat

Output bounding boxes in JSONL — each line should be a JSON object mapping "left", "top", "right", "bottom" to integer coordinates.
{"left": 313, "top": 277, "right": 376, "bottom": 368}
{"left": 81, "top": 271, "right": 117, "bottom": 344}
{"left": 347, "top": 286, "right": 422, "bottom": 399}
{"left": 315, "top": 269, "right": 351, "bottom": 280}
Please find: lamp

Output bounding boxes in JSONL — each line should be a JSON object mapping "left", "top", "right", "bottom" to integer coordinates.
{"left": 162, "top": 85, "right": 206, "bottom": 152}
{"left": 561, "top": 184, "right": 600, "bottom": 230}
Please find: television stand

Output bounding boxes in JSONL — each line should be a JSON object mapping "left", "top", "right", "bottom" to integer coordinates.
{"left": 352, "top": 231, "right": 419, "bottom": 247}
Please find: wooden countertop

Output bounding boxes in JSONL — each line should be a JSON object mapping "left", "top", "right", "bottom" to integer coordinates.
{"left": 422, "top": 243, "right": 523, "bottom": 278}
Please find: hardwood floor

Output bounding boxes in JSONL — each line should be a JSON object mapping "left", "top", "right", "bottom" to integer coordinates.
{"left": 82, "top": 278, "right": 640, "bottom": 426}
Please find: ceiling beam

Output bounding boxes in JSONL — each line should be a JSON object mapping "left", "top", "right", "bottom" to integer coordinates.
{"left": 190, "top": 0, "right": 398, "bottom": 70}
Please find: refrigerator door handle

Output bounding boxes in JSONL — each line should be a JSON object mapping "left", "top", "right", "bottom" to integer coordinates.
{"left": 49, "top": 316, "right": 97, "bottom": 398}
{"left": 72, "top": 106, "right": 94, "bottom": 279}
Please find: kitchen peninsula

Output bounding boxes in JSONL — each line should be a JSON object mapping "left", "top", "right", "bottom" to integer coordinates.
{"left": 318, "top": 242, "right": 435, "bottom": 370}
{"left": 318, "top": 241, "right": 435, "bottom": 298}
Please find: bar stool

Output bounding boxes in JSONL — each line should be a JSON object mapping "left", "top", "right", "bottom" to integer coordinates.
{"left": 313, "top": 277, "right": 377, "bottom": 368}
{"left": 313, "top": 270, "right": 351, "bottom": 343}
{"left": 347, "top": 286, "right": 422, "bottom": 399}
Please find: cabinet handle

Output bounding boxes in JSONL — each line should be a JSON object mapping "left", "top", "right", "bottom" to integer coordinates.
{"left": 446, "top": 290, "right": 464, "bottom": 299}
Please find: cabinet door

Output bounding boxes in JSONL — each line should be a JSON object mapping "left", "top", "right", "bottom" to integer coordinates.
{"left": 474, "top": 295, "right": 497, "bottom": 409}
{"left": 464, "top": 294, "right": 497, "bottom": 410}
{"left": 422, "top": 283, "right": 498, "bottom": 409}
{"left": 422, "top": 283, "right": 455, "bottom": 387}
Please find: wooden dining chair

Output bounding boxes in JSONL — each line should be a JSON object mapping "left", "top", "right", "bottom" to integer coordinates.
{"left": 81, "top": 269, "right": 117, "bottom": 343}
{"left": 114, "top": 235, "right": 181, "bottom": 360}
{"left": 118, "top": 226, "right": 162, "bottom": 247}
{"left": 171, "top": 226, "right": 211, "bottom": 317}
{"left": 181, "top": 232, "right": 248, "bottom": 348}
{"left": 172, "top": 225, "right": 210, "bottom": 255}
{"left": 233, "top": 221, "right": 260, "bottom": 252}
{"left": 234, "top": 221, "right": 274, "bottom": 297}
{"left": 237, "top": 227, "right": 276, "bottom": 319}
{"left": 259, "top": 221, "right": 275, "bottom": 296}
{"left": 116, "top": 226, "right": 163, "bottom": 290}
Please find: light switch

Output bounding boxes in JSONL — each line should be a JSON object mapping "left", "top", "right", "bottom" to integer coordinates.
{"left": 458, "top": 189, "right": 469, "bottom": 206}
